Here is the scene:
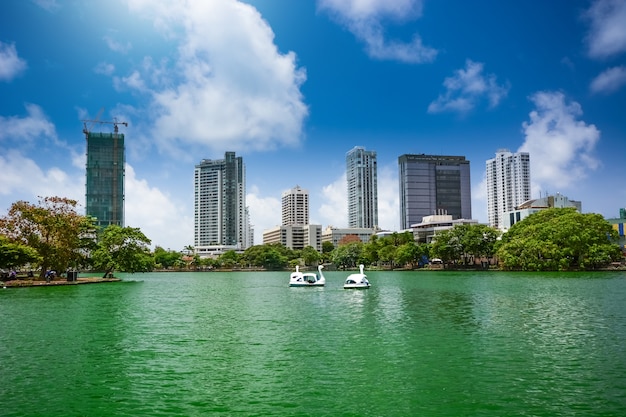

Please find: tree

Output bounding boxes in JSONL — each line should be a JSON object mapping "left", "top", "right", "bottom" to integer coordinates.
{"left": 0, "top": 197, "right": 97, "bottom": 278}
{"left": 430, "top": 224, "right": 500, "bottom": 266}
{"left": 497, "top": 208, "right": 622, "bottom": 271}
{"left": 332, "top": 241, "right": 364, "bottom": 269}
{"left": 0, "top": 235, "right": 40, "bottom": 270}
{"left": 91, "top": 225, "right": 153, "bottom": 277}
{"left": 153, "top": 246, "right": 183, "bottom": 269}
{"left": 301, "top": 245, "right": 321, "bottom": 266}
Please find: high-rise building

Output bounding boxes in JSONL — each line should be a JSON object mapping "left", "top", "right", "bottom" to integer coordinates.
{"left": 398, "top": 154, "right": 472, "bottom": 229}
{"left": 282, "top": 185, "right": 309, "bottom": 226}
{"left": 346, "top": 146, "right": 378, "bottom": 228}
{"left": 194, "top": 152, "right": 250, "bottom": 252}
{"left": 85, "top": 131, "right": 125, "bottom": 228}
{"left": 486, "top": 149, "right": 531, "bottom": 230}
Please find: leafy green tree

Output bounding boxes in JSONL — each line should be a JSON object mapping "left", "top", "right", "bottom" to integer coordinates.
{"left": 218, "top": 250, "right": 241, "bottom": 268}
{"left": 332, "top": 241, "right": 363, "bottom": 269}
{"left": 301, "top": 245, "right": 321, "bottom": 266}
{"left": 0, "top": 197, "right": 97, "bottom": 278}
{"left": 91, "top": 225, "right": 153, "bottom": 277}
{"left": 322, "top": 241, "right": 334, "bottom": 259}
{"left": 497, "top": 208, "right": 622, "bottom": 271}
{"left": 394, "top": 241, "right": 421, "bottom": 269}
{"left": 153, "top": 246, "right": 183, "bottom": 269}
{"left": 0, "top": 235, "right": 40, "bottom": 270}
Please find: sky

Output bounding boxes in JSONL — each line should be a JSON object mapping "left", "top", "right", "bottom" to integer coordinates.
{"left": 1, "top": 0, "right": 625, "bottom": 250}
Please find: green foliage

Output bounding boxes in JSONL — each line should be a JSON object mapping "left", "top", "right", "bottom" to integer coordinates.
{"left": 332, "top": 241, "right": 364, "bottom": 269}
{"left": 0, "top": 197, "right": 98, "bottom": 277}
{"left": 431, "top": 224, "right": 500, "bottom": 266}
{"left": 91, "top": 225, "right": 153, "bottom": 277}
{"left": 497, "top": 208, "right": 621, "bottom": 271}
{"left": 154, "top": 246, "right": 183, "bottom": 269}
{"left": 0, "top": 235, "right": 40, "bottom": 269}
{"left": 301, "top": 245, "right": 321, "bottom": 266}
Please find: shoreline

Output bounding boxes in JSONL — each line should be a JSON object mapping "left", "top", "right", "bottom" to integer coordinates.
{"left": 2, "top": 277, "right": 121, "bottom": 288}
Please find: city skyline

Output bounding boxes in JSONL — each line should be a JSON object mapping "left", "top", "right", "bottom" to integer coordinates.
{"left": 1, "top": 0, "right": 625, "bottom": 250}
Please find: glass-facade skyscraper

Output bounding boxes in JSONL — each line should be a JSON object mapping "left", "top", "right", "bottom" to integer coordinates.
{"left": 398, "top": 154, "right": 472, "bottom": 229}
{"left": 346, "top": 146, "right": 378, "bottom": 229}
{"left": 85, "top": 131, "right": 125, "bottom": 228}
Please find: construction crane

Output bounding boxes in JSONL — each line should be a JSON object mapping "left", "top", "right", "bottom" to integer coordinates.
{"left": 81, "top": 118, "right": 128, "bottom": 139}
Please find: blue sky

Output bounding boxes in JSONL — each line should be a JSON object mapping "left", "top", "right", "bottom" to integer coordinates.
{"left": 1, "top": 0, "right": 625, "bottom": 250}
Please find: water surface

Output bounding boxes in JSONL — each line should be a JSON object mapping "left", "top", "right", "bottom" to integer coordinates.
{"left": 1, "top": 270, "right": 625, "bottom": 416}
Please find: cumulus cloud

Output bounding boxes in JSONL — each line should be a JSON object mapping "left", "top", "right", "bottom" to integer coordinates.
{"left": 94, "top": 62, "right": 115, "bottom": 76}
{"left": 428, "top": 60, "right": 510, "bottom": 114}
{"left": 584, "top": 0, "right": 626, "bottom": 59}
{"left": 0, "top": 150, "right": 83, "bottom": 204}
{"left": 317, "top": 173, "right": 348, "bottom": 228}
{"left": 246, "top": 185, "right": 281, "bottom": 244}
{"left": 0, "top": 104, "right": 57, "bottom": 144}
{"left": 104, "top": 35, "right": 132, "bottom": 54}
{"left": 124, "top": 0, "right": 308, "bottom": 156}
{"left": 518, "top": 92, "right": 600, "bottom": 191}
{"left": 317, "top": 0, "right": 437, "bottom": 63}
{"left": 314, "top": 165, "right": 398, "bottom": 231}
{"left": 590, "top": 65, "right": 626, "bottom": 94}
{"left": 124, "top": 165, "right": 193, "bottom": 250}
{"left": 0, "top": 41, "right": 27, "bottom": 81}
{"left": 31, "top": 0, "right": 60, "bottom": 12}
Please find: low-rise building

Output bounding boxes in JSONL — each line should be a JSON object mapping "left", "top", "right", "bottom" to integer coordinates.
{"left": 410, "top": 214, "right": 478, "bottom": 244}
{"left": 607, "top": 208, "right": 626, "bottom": 250}
{"left": 263, "top": 224, "right": 322, "bottom": 252}
{"left": 321, "top": 226, "right": 377, "bottom": 246}
{"left": 503, "top": 193, "right": 581, "bottom": 231}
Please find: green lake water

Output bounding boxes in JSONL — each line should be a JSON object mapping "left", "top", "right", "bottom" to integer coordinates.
{"left": 1, "top": 270, "right": 625, "bottom": 416}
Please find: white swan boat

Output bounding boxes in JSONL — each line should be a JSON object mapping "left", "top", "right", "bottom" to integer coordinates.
{"left": 343, "top": 264, "right": 370, "bottom": 289}
{"left": 289, "top": 265, "right": 325, "bottom": 287}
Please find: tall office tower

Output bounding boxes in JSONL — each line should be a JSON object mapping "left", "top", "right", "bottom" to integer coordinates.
{"left": 85, "top": 130, "right": 125, "bottom": 228}
{"left": 486, "top": 149, "right": 531, "bottom": 230}
{"left": 346, "top": 146, "right": 378, "bottom": 228}
{"left": 194, "top": 152, "right": 249, "bottom": 249}
{"left": 282, "top": 185, "right": 309, "bottom": 226}
{"left": 398, "top": 154, "right": 472, "bottom": 229}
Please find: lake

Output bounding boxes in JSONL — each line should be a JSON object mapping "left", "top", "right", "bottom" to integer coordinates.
{"left": 1, "top": 270, "right": 625, "bottom": 416}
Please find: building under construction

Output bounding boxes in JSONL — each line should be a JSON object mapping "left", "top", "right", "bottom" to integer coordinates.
{"left": 84, "top": 122, "right": 126, "bottom": 229}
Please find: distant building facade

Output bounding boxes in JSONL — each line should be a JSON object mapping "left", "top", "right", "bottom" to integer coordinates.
{"left": 398, "top": 154, "right": 472, "bottom": 229}
{"left": 282, "top": 185, "right": 309, "bottom": 226}
{"left": 411, "top": 213, "right": 478, "bottom": 244}
{"left": 194, "top": 152, "right": 251, "bottom": 255}
{"left": 346, "top": 146, "right": 378, "bottom": 228}
{"left": 321, "top": 226, "right": 377, "bottom": 247}
{"left": 503, "top": 193, "right": 581, "bottom": 230}
{"left": 85, "top": 131, "right": 125, "bottom": 228}
{"left": 486, "top": 149, "right": 531, "bottom": 230}
{"left": 607, "top": 208, "right": 626, "bottom": 250}
{"left": 263, "top": 224, "right": 322, "bottom": 252}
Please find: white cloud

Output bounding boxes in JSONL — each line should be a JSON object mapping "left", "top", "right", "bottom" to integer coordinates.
{"left": 584, "top": 0, "right": 626, "bottom": 59}
{"left": 124, "top": 165, "right": 193, "bottom": 250}
{"left": 94, "top": 62, "right": 115, "bottom": 76}
{"left": 124, "top": 0, "right": 308, "bottom": 156}
{"left": 317, "top": 0, "right": 437, "bottom": 63}
{"left": 316, "top": 173, "right": 348, "bottom": 229}
{"left": 590, "top": 65, "right": 626, "bottom": 94}
{"left": 31, "top": 0, "right": 60, "bottom": 12}
{"left": 0, "top": 41, "right": 27, "bottom": 81}
{"left": 518, "top": 91, "right": 600, "bottom": 191}
{"left": 0, "top": 104, "right": 56, "bottom": 144}
{"left": 313, "top": 164, "right": 399, "bottom": 232}
{"left": 428, "top": 59, "right": 510, "bottom": 114}
{"left": 0, "top": 149, "right": 83, "bottom": 204}
{"left": 103, "top": 35, "right": 132, "bottom": 54}
{"left": 246, "top": 185, "right": 281, "bottom": 244}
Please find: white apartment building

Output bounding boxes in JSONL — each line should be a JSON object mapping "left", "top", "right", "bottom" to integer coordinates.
{"left": 282, "top": 185, "right": 309, "bottom": 226}
{"left": 486, "top": 149, "right": 531, "bottom": 230}
{"left": 346, "top": 146, "right": 378, "bottom": 229}
{"left": 194, "top": 152, "right": 251, "bottom": 255}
